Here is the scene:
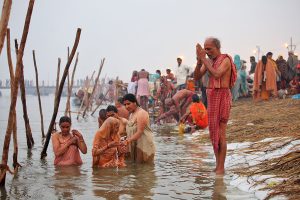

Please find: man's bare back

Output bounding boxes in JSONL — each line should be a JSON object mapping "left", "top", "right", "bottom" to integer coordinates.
{"left": 172, "top": 89, "right": 194, "bottom": 103}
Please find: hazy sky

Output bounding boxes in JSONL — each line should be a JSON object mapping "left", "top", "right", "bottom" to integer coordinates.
{"left": 0, "top": 0, "right": 299, "bottom": 83}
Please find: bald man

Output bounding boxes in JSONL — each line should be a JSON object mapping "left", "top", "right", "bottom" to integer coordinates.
{"left": 195, "top": 37, "right": 237, "bottom": 175}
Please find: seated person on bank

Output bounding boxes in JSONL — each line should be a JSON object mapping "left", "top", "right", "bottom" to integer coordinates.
{"left": 52, "top": 116, "right": 87, "bottom": 166}
{"left": 289, "top": 76, "right": 300, "bottom": 95}
{"left": 155, "top": 89, "right": 194, "bottom": 123}
{"left": 180, "top": 94, "right": 208, "bottom": 133}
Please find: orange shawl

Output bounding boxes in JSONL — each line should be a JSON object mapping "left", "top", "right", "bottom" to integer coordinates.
{"left": 92, "top": 117, "right": 123, "bottom": 168}
{"left": 253, "top": 59, "right": 277, "bottom": 92}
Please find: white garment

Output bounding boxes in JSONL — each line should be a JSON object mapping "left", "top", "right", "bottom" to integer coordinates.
{"left": 174, "top": 64, "right": 192, "bottom": 85}
{"left": 127, "top": 81, "right": 137, "bottom": 94}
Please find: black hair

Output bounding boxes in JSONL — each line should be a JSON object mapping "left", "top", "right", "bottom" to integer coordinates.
{"left": 59, "top": 116, "right": 71, "bottom": 125}
{"left": 156, "top": 70, "right": 161, "bottom": 75}
{"left": 192, "top": 94, "right": 200, "bottom": 103}
{"left": 262, "top": 56, "right": 267, "bottom": 65}
{"left": 117, "top": 97, "right": 124, "bottom": 104}
{"left": 99, "top": 109, "right": 107, "bottom": 120}
{"left": 123, "top": 93, "right": 140, "bottom": 106}
{"left": 266, "top": 52, "right": 273, "bottom": 57}
{"left": 106, "top": 105, "right": 118, "bottom": 113}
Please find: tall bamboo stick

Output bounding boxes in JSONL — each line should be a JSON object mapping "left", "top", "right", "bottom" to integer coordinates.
{"left": 65, "top": 52, "right": 79, "bottom": 119}
{"left": 77, "top": 71, "right": 95, "bottom": 120}
{"left": 15, "top": 39, "right": 34, "bottom": 148}
{"left": 55, "top": 58, "right": 61, "bottom": 104}
{"left": 91, "top": 89, "right": 109, "bottom": 116}
{"left": 82, "top": 58, "right": 105, "bottom": 118}
{"left": 0, "top": 0, "right": 35, "bottom": 186}
{"left": 6, "top": 28, "right": 20, "bottom": 171}
{"left": 32, "top": 50, "right": 45, "bottom": 138}
{"left": 0, "top": 0, "right": 12, "bottom": 55}
{"left": 41, "top": 28, "right": 81, "bottom": 159}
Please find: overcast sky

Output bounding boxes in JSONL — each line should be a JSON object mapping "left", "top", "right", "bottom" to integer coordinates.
{"left": 0, "top": 0, "right": 299, "bottom": 83}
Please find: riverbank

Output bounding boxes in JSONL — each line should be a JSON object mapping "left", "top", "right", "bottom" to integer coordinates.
{"left": 223, "top": 98, "right": 300, "bottom": 199}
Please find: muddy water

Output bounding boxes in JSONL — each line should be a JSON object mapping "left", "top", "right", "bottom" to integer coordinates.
{"left": 0, "top": 93, "right": 256, "bottom": 199}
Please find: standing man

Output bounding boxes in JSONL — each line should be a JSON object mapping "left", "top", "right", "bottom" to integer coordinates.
{"left": 195, "top": 37, "right": 237, "bottom": 175}
{"left": 136, "top": 69, "right": 150, "bottom": 111}
{"left": 174, "top": 57, "right": 193, "bottom": 91}
{"left": 249, "top": 56, "right": 257, "bottom": 75}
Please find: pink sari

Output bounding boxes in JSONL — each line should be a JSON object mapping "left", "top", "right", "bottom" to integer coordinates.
{"left": 54, "top": 135, "right": 83, "bottom": 166}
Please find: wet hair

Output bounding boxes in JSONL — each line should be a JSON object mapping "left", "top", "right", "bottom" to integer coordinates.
{"left": 106, "top": 105, "right": 118, "bottom": 113}
{"left": 99, "top": 109, "right": 107, "bottom": 120}
{"left": 117, "top": 97, "right": 124, "bottom": 104}
{"left": 59, "top": 116, "right": 71, "bottom": 125}
{"left": 262, "top": 56, "right": 267, "bottom": 65}
{"left": 123, "top": 93, "right": 140, "bottom": 106}
{"left": 206, "top": 37, "right": 221, "bottom": 49}
{"left": 192, "top": 94, "right": 200, "bottom": 103}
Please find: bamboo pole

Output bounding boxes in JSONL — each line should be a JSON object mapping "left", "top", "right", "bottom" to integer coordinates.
{"left": 15, "top": 39, "right": 34, "bottom": 149}
{"left": 82, "top": 58, "right": 105, "bottom": 118}
{"left": 55, "top": 58, "right": 61, "bottom": 104}
{"left": 91, "top": 89, "right": 109, "bottom": 116}
{"left": 76, "top": 71, "right": 95, "bottom": 120}
{"left": 0, "top": 0, "right": 35, "bottom": 186}
{"left": 32, "top": 50, "right": 45, "bottom": 138}
{"left": 65, "top": 52, "right": 79, "bottom": 119}
{"left": 64, "top": 47, "right": 70, "bottom": 117}
{"left": 0, "top": 0, "right": 12, "bottom": 55}
{"left": 6, "top": 28, "right": 21, "bottom": 171}
{"left": 41, "top": 28, "right": 81, "bottom": 159}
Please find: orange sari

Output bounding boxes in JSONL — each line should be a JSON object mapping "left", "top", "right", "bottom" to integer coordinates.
{"left": 92, "top": 117, "right": 126, "bottom": 168}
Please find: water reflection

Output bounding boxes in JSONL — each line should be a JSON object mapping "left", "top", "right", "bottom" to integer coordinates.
{"left": 212, "top": 176, "right": 227, "bottom": 200}
{"left": 53, "top": 166, "right": 86, "bottom": 200}
{"left": 92, "top": 164, "right": 156, "bottom": 199}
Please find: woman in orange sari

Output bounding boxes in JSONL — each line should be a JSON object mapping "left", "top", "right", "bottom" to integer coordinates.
{"left": 52, "top": 116, "right": 87, "bottom": 166}
{"left": 92, "top": 117, "right": 127, "bottom": 168}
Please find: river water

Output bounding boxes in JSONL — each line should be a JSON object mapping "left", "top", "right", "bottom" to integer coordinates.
{"left": 0, "top": 92, "right": 257, "bottom": 200}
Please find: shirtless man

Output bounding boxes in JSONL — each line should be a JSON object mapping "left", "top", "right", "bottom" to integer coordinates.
{"left": 155, "top": 89, "right": 194, "bottom": 123}
{"left": 195, "top": 37, "right": 237, "bottom": 175}
{"left": 115, "top": 97, "right": 129, "bottom": 119}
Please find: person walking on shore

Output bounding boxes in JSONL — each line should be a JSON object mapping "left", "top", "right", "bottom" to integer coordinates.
{"left": 195, "top": 37, "right": 237, "bottom": 175}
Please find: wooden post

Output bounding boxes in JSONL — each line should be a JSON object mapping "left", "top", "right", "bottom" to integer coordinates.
{"left": 65, "top": 52, "right": 79, "bottom": 120}
{"left": 0, "top": 0, "right": 35, "bottom": 186}
{"left": 41, "top": 28, "right": 81, "bottom": 159}
{"left": 0, "top": 0, "right": 12, "bottom": 55}
{"left": 91, "top": 89, "right": 109, "bottom": 116}
{"left": 82, "top": 58, "right": 105, "bottom": 118}
{"left": 55, "top": 58, "right": 61, "bottom": 104}
{"left": 15, "top": 39, "right": 34, "bottom": 149}
{"left": 76, "top": 71, "right": 95, "bottom": 120}
{"left": 32, "top": 50, "right": 45, "bottom": 138}
{"left": 6, "top": 28, "right": 21, "bottom": 171}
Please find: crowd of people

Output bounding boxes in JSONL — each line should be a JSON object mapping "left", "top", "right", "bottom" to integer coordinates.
{"left": 52, "top": 37, "right": 300, "bottom": 176}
